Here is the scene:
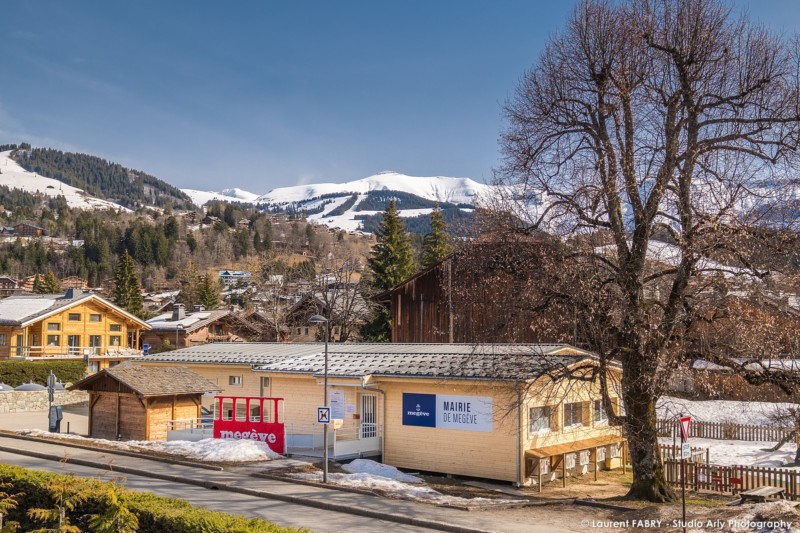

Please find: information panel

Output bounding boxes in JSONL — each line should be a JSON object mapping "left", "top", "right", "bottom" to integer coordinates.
{"left": 402, "top": 393, "right": 436, "bottom": 427}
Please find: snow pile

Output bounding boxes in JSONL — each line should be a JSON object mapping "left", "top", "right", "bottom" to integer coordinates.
{"left": 18, "top": 430, "right": 280, "bottom": 462}
{"left": 657, "top": 396, "right": 794, "bottom": 426}
{"left": 724, "top": 500, "right": 798, "bottom": 533}
{"left": 341, "top": 459, "right": 423, "bottom": 483}
{"left": 290, "top": 470, "right": 511, "bottom": 507}
{"left": 0, "top": 151, "right": 129, "bottom": 212}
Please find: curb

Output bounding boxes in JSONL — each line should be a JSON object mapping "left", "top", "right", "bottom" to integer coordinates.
{"left": 574, "top": 498, "right": 635, "bottom": 512}
{"left": 0, "top": 443, "right": 497, "bottom": 533}
{"left": 0, "top": 431, "right": 223, "bottom": 471}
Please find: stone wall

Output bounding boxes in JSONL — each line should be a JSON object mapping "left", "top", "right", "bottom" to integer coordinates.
{"left": 0, "top": 390, "right": 89, "bottom": 413}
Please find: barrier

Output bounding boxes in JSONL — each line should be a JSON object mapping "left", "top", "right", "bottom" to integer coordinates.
{"left": 211, "top": 396, "right": 285, "bottom": 454}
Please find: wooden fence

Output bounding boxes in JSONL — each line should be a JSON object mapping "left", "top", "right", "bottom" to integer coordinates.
{"left": 664, "top": 460, "right": 800, "bottom": 500}
{"left": 657, "top": 419, "right": 793, "bottom": 442}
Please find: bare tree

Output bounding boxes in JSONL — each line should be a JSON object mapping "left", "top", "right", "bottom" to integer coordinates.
{"left": 492, "top": 0, "right": 800, "bottom": 501}
{"left": 315, "top": 251, "right": 369, "bottom": 342}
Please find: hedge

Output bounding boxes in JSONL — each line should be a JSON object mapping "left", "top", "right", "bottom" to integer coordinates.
{"left": 0, "top": 360, "right": 86, "bottom": 387}
{"left": 0, "top": 464, "right": 306, "bottom": 532}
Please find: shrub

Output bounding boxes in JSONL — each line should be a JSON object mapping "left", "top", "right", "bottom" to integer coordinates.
{"left": 0, "top": 464, "right": 305, "bottom": 533}
{"left": 0, "top": 360, "right": 86, "bottom": 386}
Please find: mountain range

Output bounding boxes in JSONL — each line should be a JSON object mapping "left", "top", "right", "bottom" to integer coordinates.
{"left": 0, "top": 144, "right": 489, "bottom": 233}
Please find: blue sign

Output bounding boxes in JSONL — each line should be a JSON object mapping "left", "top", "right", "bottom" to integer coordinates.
{"left": 402, "top": 393, "right": 436, "bottom": 427}
{"left": 142, "top": 344, "right": 149, "bottom": 356}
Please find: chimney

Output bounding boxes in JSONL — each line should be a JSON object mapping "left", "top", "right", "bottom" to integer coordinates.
{"left": 193, "top": 305, "right": 205, "bottom": 313}
{"left": 64, "top": 288, "right": 76, "bottom": 299}
{"left": 172, "top": 304, "right": 186, "bottom": 321}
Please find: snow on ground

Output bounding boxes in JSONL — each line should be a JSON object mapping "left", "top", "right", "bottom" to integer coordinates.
{"left": 18, "top": 430, "right": 281, "bottom": 462}
{"left": 290, "top": 470, "right": 515, "bottom": 507}
{"left": 657, "top": 396, "right": 794, "bottom": 426}
{"left": 660, "top": 437, "right": 797, "bottom": 468}
{"left": 0, "top": 151, "right": 130, "bottom": 211}
{"left": 341, "top": 459, "right": 423, "bottom": 483}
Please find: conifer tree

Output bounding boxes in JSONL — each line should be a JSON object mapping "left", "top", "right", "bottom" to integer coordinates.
{"left": 420, "top": 203, "right": 451, "bottom": 269}
{"left": 43, "top": 271, "right": 61, "bottom": 293}
{"left": 362, "top": 200, "right": 416, "bottom": 341}
{"left": 367, "top": 200, "right": 415, "bottom": 291}
{"left": 196, "top": 273, "right": 220, "bottom": 310}
{"left": 176, "top": 262, "right": 200, "bottom": 309}
{"left": 113, "top": 250, "right": 143, "bottom": 318}
{"left": 32, "top": 273, "right": 45, "bottom": 294}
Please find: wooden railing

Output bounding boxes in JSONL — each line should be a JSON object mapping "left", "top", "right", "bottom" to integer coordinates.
{"left": 664, "top": 460, "right": 800, "bottom": 500}
{"left": 657, "top": 419, "right": 792, "bottom": 442}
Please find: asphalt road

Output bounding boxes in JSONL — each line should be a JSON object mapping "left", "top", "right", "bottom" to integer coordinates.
{"left": 0, "top": 450, "right": 435, "bottom": 533}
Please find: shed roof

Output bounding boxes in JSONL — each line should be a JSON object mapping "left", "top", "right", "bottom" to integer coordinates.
{"left": 146, "top": 309, "right": 230, "bottom": 333}
{"left": 70, "top": 364, "right": 222, "bottom": 396}
{"left": 138, "top": 342, "right": 603, "bottom": 381}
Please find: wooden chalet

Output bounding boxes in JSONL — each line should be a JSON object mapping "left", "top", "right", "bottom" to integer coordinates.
{"left": 69, "top": 363, "right": 221, "bottom": 441}
{"left": 378, "top": 241, "right": 578, "bottom": 344}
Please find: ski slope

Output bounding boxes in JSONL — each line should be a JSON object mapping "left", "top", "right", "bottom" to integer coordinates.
{"left": 0, "top": 150, "right": 129, "bottom": 211}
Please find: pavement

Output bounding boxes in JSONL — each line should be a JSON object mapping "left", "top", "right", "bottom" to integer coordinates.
{"left": 0, "top": 404, "right": 89, "bottom": 434}
{"left": 0, "top": 433, "right": 573, "bottom": 533}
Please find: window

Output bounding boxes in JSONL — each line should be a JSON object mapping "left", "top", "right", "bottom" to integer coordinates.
{"left": 529, "top": 406, "right": 552, "bottom": 434}
{"left": 304, "top": 327, "right": 309, "bottom": 336}
{"left": 229, "top": 376, "right": 242, "bottom": 386}
{"left": 109, "top": 336, "right": 121, "bottom": 347}
{"left": 0, "top": 334, "right": 5, "bottom": 346}
{"left": 68, "top": 313, "right": 81, "bottom": 321}
{"left": 47, "top": 323, "right": 60, "bottom": 331}
{"left": 295, "top": 327, "right": 301, "bottom": 335}
{"left": 594, "top": 399, "right": 608, "bottom": 425}
{"left": 89, "top": 362, "right": 100, "bottom": 373}
{"left": 89, "top": 314, "right": 101, "bottom": 322}
{"left": 564, "top": 402, "right": 586, "bottom": 428}
{"left": 47, "top": 335, "right": 60, "bottom": 346}
{"left": 108, "top": 361, "right": 120, "bottom": 367}
{"left": 260, "top": 377, "right": 271, "bottom": 397}
{"left": 109, "top": 324, "right": 121, "bottom": 332}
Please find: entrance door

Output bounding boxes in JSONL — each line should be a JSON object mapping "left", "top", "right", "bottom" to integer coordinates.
{"left": 360, "top": 394, "right": 377, "bottom": 439}
{"left": 15, "top": 334, "right": 23, "bottom": 356}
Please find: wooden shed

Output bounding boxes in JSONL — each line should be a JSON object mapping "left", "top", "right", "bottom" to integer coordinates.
{"left": 69, "top": 364, "right": 221, "bottom": 441}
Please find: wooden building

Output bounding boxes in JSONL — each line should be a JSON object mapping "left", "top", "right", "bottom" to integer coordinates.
{"left": 378, "top": 241, "right": 578, "bottom": 344}
{"left": 69, "top": 363, "right": 221, "bottom": 441}
{"left": 59, "top": 276, "right": 89, "bottom": 291}
{"left": 0, "top": 289, "right": 151, "bottom": 371}
{"left": 142, "top": 304, "right": 262, "bottom": 351}
{"left": 139, "top": 342, "right": 625, "bottom": 486}
{"left": 13, "top": 221, "right": 46, "bottom": 237}
{"left": 0, "top": 276, "right": 24, "bottom": 297}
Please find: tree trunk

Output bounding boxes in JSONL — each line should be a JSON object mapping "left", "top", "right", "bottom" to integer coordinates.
{"left": 623, "top": 383, "right": 676, "bottom": 502}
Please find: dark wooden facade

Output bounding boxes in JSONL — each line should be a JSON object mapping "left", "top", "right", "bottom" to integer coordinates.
{"left": 384, "top": 248, "right": 578, "bottom": 344}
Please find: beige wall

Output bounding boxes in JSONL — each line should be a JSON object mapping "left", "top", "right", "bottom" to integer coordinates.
{"left": 379, "top": 378, "right": 521, "bottom": 482}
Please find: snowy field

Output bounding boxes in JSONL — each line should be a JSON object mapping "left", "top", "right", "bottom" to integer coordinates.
{"left": 659, "top": 437, "right": 797, "bottom": 468}
{"left": 290, "top": 459, "right": 517, "bottom": 507}
{"left": 17, "top": 430, "right": 281, "bottom": 462}
{"left": 657, "top": 396, "right": 794, "bottom": 426}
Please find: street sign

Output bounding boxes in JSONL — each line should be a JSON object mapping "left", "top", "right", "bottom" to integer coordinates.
{"left": 143, "top": 344, "right": 150, "bottom": 356}
{"left": 680, "top": 416, "right": 691, "bottom": 442}
{"left": 317, "top": 406, "right": 331, "bottom": 424}
{"left": 680, "top": 442, "right": 691, "bottom": 460}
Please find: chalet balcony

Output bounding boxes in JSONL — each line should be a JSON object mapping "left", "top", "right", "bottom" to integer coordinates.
{"left": 207, "top": 334, "right": 235, "bottom": 343}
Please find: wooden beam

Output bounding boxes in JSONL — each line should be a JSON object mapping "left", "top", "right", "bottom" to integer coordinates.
{"left": 593, "top": 447, "right": 598, "bottom": 482}
{"left": 144, "top": 398, "right": 151, "bottom": 441}
{"left": 115, "top": 392, "right": 120, "bottom": 439}
{"left": 562, "top": 453, "right": 566, "bottom": 488}
{"left": 538, "top": 458, "right": 543, "bottom": 493}
{"left": 171, "top": 395, "right": 176, "bottom": 421}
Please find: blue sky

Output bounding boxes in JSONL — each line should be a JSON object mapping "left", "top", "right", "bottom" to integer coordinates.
{"left": 1, "top": 1, "right": 798, "bottom": 193}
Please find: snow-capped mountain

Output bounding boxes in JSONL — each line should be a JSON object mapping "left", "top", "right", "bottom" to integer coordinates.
{"left": 182, "top": 187, "right": 260, "bottom": 207}
{"left": 182, "top": 170, "right": 491, "bottom": 232}
{"left": 0, "top": 150, "right": 130, "bottom": 212}
{"left": 255, "top": 171, "right": 491, "bottom": 205}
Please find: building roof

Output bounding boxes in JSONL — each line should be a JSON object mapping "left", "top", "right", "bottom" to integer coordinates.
{"left": 69, "top": 363, "right": 222, "bottom": 396}
{"left": 146, "top": 308, "right": 230, "bottom": 333}
{"left": 0, "top": 290, "right": 151, "bottom": 328}
{"left": 138, "top": 342, "right": 602, "bottom": 381}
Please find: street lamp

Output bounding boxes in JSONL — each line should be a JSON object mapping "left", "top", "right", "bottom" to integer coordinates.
{"left": 308, "top": 314, "right": 329, "bottom": 483}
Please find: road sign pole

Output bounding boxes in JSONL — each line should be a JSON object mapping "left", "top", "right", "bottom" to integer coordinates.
{"left": 681, "top": 455, "right": 686, "bottom": 533}
{"left": 679, "top": 415, "right": 691, "bottom": 533}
